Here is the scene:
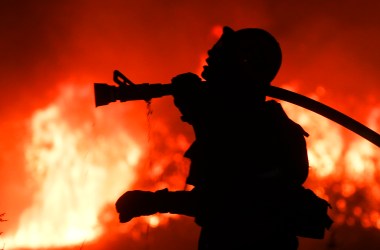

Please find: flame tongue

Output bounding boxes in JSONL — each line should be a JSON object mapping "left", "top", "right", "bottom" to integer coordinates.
{"left": 3, "top": 84, "right": 142, "bottom": 249}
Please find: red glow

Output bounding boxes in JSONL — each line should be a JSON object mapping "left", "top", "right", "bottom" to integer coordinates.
{"left": 0, "top": 1, "right": 380, "bottom": 250}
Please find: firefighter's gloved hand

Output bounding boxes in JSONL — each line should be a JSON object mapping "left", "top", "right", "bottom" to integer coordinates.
{"left": 115, "top": 188, "right": 168, "bottom": 223}
{"left": 171, "top": 72, "right": 204, "bottom": 123}
{"left": 171, "top": 72, "right": 203, "bottom": 96}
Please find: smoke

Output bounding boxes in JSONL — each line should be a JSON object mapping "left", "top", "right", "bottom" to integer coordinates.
{"left": 0, "top": 0, "right": 379, "bottom": 249}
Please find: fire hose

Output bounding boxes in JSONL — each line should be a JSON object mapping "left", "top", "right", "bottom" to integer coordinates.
{"left": 94, "top": 70, "right": 380, "bottom": 148}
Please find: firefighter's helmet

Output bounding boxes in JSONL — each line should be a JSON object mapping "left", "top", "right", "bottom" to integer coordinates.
{"left": 202, "top": 26, "right": 282, "bottom": 85}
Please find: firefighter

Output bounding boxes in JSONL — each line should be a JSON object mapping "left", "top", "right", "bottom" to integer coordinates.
{"left": 116, "top": 26, "right": 316, "bottom": 250}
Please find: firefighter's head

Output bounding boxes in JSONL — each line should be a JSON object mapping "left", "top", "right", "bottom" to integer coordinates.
{"left": 201, "top": 26, "right": 282, "bottom": 89}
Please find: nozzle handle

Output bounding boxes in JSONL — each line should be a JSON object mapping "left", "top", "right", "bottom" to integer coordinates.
{"left": 113, "top": 70, "right": 135, "bottom": 86}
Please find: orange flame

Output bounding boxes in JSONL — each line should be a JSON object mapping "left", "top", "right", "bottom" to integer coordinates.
{"left": 2, "top": 81, "right": 191, "bottom": 249}
{"left": 2, "top": 84, "right": 143, "bottom": 248}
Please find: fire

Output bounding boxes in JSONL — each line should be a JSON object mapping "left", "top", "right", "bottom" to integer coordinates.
{"left": 1, "top": 81, "right": 191, "bottom": 249}
{"left": 279, "top": 86, "right": 380, "bottom": 230}
{"left": 0, "top": 79, "right": 379, "bottom": 249}
{"left": 2, "top": 83, "right": 144, "bottom": 249}
{"left": 1, "top": 30, "right": 380, "bottom": 249}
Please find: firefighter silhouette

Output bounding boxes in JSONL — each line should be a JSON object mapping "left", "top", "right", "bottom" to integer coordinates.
{"left": 115, "top": 26, "right": 333, "bottom": 250}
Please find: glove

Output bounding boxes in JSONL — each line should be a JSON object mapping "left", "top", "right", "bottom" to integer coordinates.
{"left": 115, "top": 189, "right": 168, "bottom": 223}
{"left": 171, "top": 73, "right": 205, "bottom": 123}
{"left": 171, "top": 72, "right": 203, "bottom": 96}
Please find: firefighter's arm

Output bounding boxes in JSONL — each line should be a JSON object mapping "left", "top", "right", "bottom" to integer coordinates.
{"left": 171, "top": 72, "right": 206, "bottom": 124}
{"left": 115, "top": 188, "right": 200, "bottom": 223}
